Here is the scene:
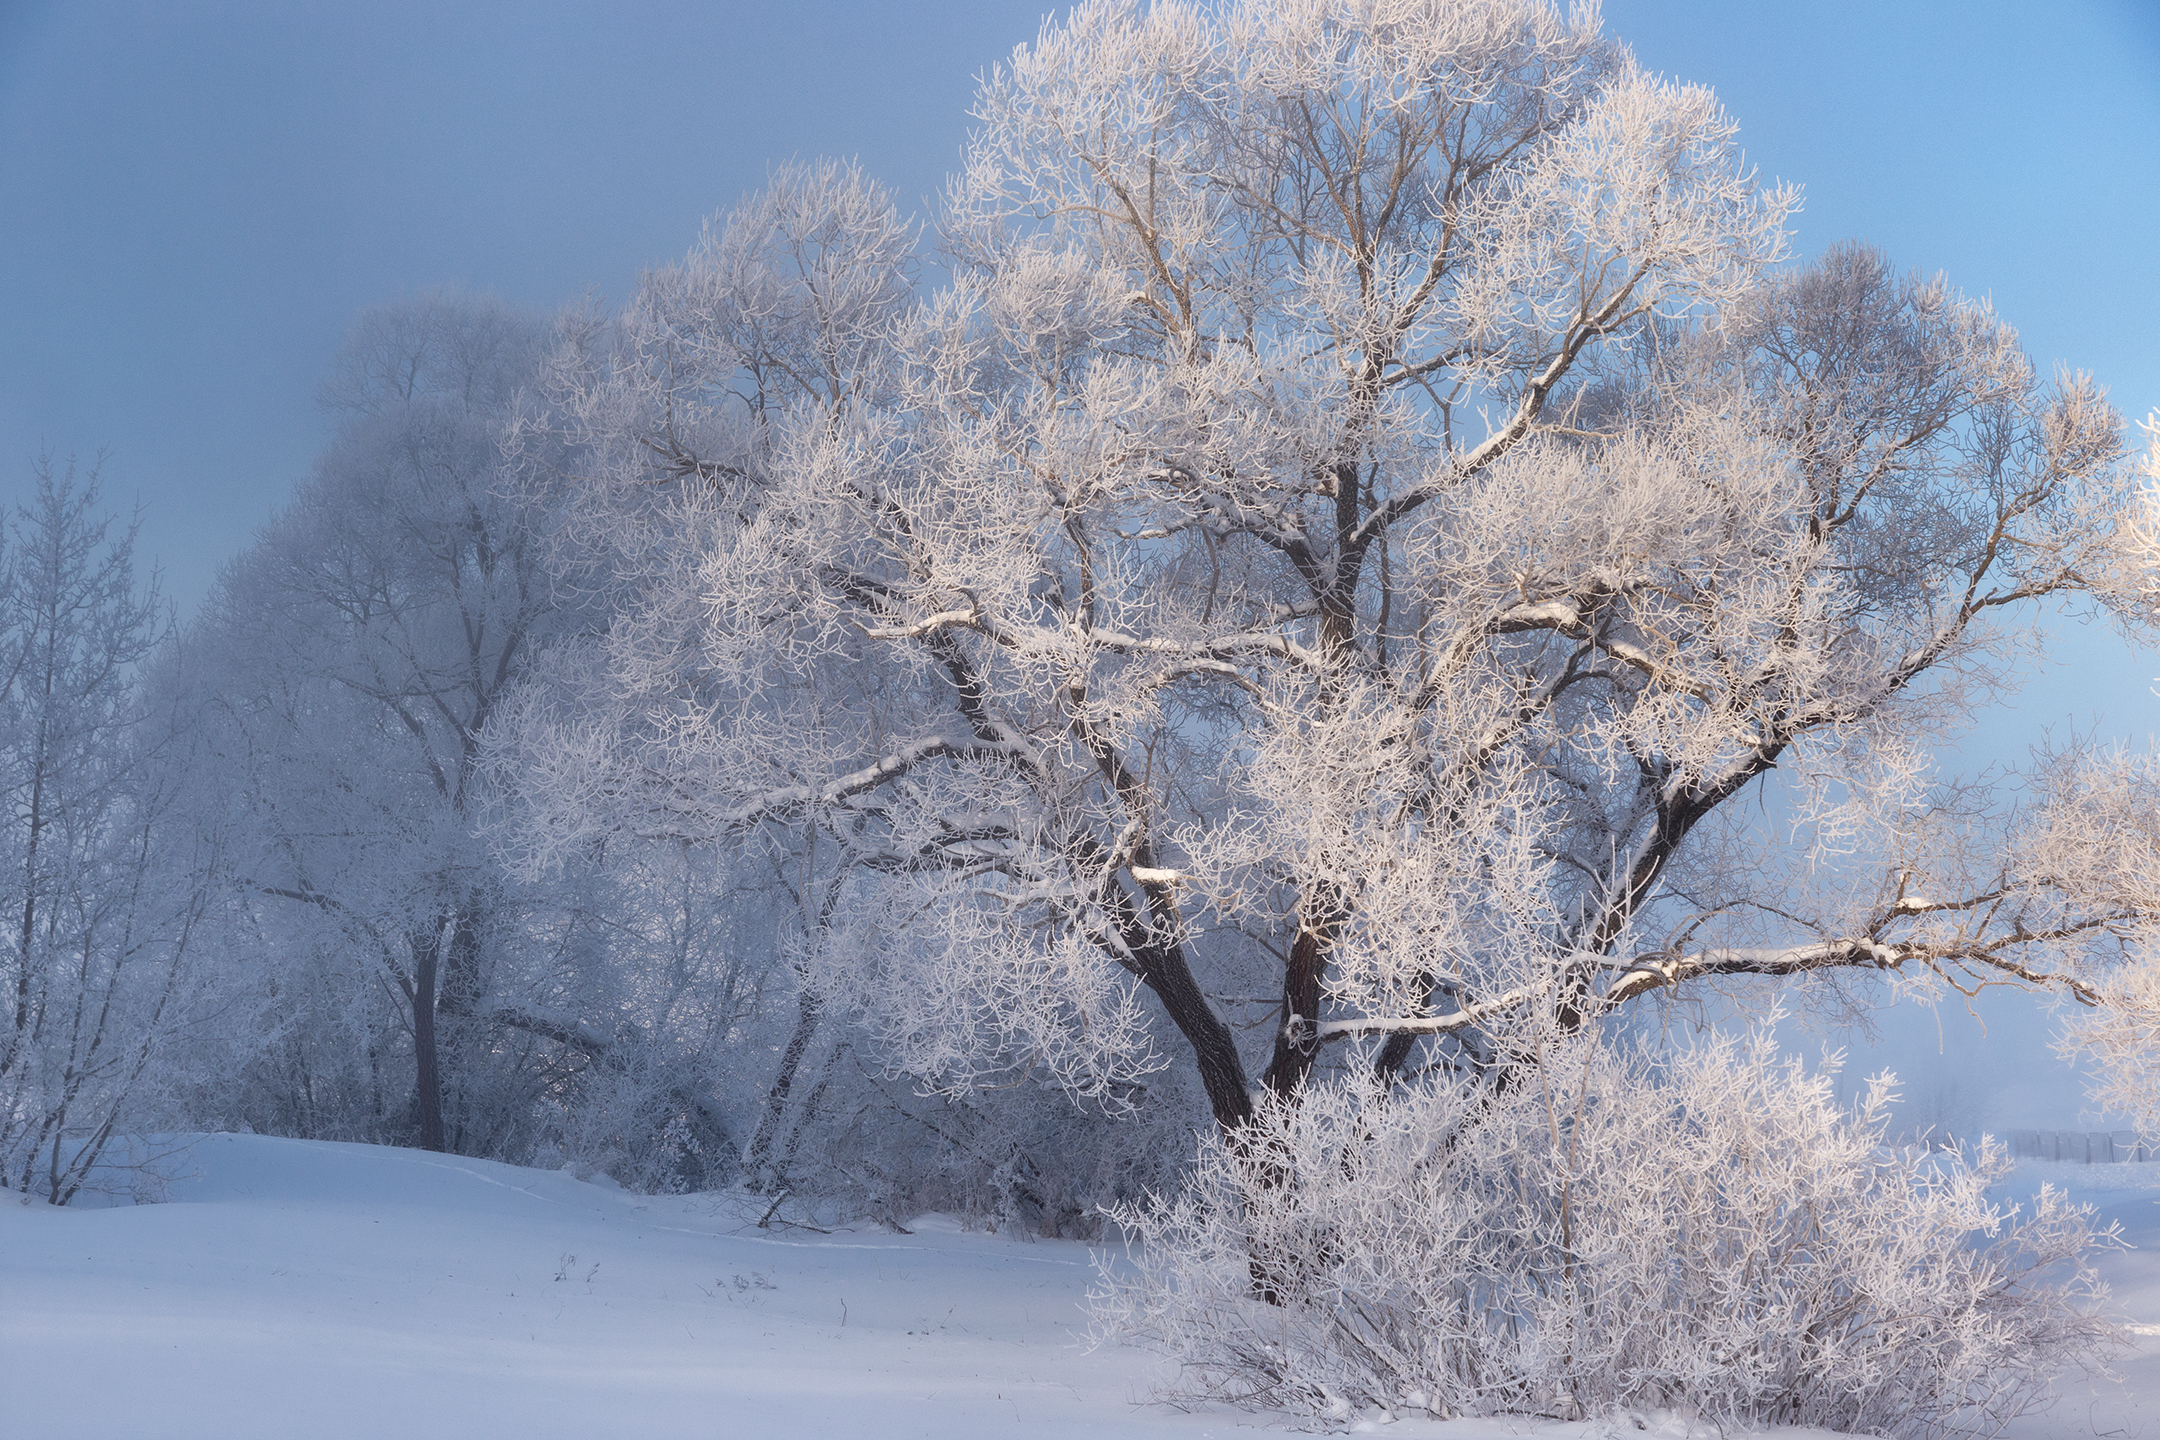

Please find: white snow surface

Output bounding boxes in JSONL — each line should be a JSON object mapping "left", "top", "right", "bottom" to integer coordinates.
{"left": 3, "top": 1135, "right": 2157, "bottom": 1439}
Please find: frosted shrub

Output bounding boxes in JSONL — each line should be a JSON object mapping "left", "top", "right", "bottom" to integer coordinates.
{"left": 1095, "top": 1032, "right": 2120, "bottom": 1435}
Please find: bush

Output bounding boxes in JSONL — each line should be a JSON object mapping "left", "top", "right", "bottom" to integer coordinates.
{"left": 761, "top": 1036, "right": 1209, "bottom": 1237}
{"left": 1093, "top": 1031, "right": 2122, "bottom": 1436}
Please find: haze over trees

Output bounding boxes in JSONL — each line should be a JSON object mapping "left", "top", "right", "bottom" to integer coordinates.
{"left": 11, "top": 1, "right": 2160, "bottom": 1430}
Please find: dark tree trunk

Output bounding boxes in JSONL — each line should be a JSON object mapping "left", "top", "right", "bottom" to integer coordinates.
{"left": 746, "top": 982, "right": 821, "bottom": 1189}
{"left": 775, "top": 1040, "right": 849, "bottom": 1190}
{"left": 1261, "top": 873, "right": 1354, "bottom": 1106}
{"left": 1100, "top": 868, "right": 1253, "bottom": 1133}
{"left": 1141, "top": 944, "right": 1253, "bottom": 1132}
{"left": 439, "top": 903, "right": 486, "bottom": 1017}
{"left": 1261, "top": 923, "right": 1328, "bottom": 1104}
{"left": 409, "top": 928, "right": 445, "bottom": 1152}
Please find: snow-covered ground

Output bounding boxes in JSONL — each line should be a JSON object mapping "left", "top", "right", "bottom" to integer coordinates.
{"left": 3, "top": 1135, "right": 2155, "bottom": 1440}
{"left": 1995, "top": 1159, "right": 2160, "bottom": 1440}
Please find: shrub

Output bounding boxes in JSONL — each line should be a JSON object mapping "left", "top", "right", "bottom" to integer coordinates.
{"left": 1093, "top": 1031, "right": 2122, "bottom": 1436}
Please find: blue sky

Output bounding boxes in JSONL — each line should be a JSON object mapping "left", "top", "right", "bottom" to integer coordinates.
{"left": 4, "top": 0, "right": 2154, "bottom": 615}
{"left": 3, "top": 0, "right": 2157, "bottom": 1125}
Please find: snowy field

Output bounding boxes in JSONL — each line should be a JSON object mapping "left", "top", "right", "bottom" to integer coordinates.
{"left": 4, "top": 1135, "right": 2157, "bottom": 1440}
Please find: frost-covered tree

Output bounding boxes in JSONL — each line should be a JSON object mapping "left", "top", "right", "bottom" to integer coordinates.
{"left": 200, "top": 295, "right": 563, "bottom": 1153}
{"left": 498, "top": 156, "right": 922, "bottom": 1186}
{"left": 2055, "top": 411, "right": 2160, "bottom": 1138}
{"left": 504, "top": 0, "right": 2149, "bottom": 1143}
{"left": 191, "top": 296, "right": 753, "bottom": 1175}
{"left": 0, "top": 459, "right": 217, "bottom": 1203}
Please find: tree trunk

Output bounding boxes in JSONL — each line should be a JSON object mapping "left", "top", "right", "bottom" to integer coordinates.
{"left": 1143, "top": 948, "right": 1253, "bottom": 1133}
{"left": 11, "top": 759, "right": 46, "bottom": 1062}
{"left": 408, "top": 928, "right": 446, "bottom": 1152}
{"left": 1262, "top": 876, "right": 1353, "bottom": 1105}
{"left": 1261, "top": 923, "right": 1327, "bottom": 1104}
{"left": 439, "top": 903, "right": 486, "bottom": 1017}
{"left": 746, "top": 982, "right": 820, "bottom": 1189}
{"left": 1099, "top": 868, "right": 1254, "bottom": 1133}
{"left": 775, "top": 1040, "right": 849, "bottom": 1189}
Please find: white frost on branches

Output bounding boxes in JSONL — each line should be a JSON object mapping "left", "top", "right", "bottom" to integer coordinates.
{"left": 1094, "top": 1029, "right": 2124, "bottom": 1435}
{"left": 2058, "top": 413, "right": 2160, "bottom": 1140}
{"left": 497, "top": 0, "right": 2152, "bottom": 1146}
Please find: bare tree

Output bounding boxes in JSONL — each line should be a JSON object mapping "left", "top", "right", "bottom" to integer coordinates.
{"left": 0, "top": 458, "right": 213, "bottom": 1204}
